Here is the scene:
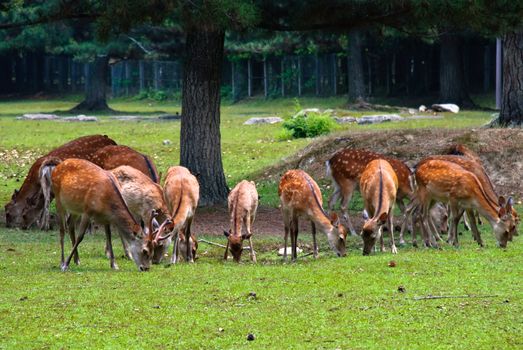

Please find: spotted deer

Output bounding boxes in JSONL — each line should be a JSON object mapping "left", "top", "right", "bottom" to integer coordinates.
{"left": 326, "top": 149, "right": 413, "bottom": 236}
{"left": 6, "top": 134, "right": 116, "bottom": 229}
{"left": 223, "top": 180, "right": 259, "bottom": 263}
{"left": 415, "top": 159, "right": 517, "bottom": 248}
{"left": 359, "top": 159, "right": 399, "bottom": 255}
{"left": 163, "top": 166, "right": 200, "bottom": 264}
{"left": 279, "top": 169, "right": 347, "bottom": 261}
{"left": 44, "top": 158, "right": 169, "bottom": 271}
{"left": 109, "top": 165, "right": 172, "bottom": 264}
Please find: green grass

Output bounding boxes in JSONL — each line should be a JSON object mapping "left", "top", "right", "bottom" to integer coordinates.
{"left": 1, "top": 95, "right": 520, "bottom": 349}
{"left": 0, "top": 223, "right": 522, "bottom": 349}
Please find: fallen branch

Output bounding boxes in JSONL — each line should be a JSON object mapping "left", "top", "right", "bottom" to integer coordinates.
{"left": 199, "top": 239, "right": 251, "bottom": 250}
{"left": 299, "top": 252, "right": 314, "bottom": 259}
{"left": 413, "top": 294, "right": 498, "bottom": 301}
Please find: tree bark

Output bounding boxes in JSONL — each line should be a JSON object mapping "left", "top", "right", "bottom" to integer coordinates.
{"left": 439, "top": 34, "right": 474, "bottom": 107}
{"left": 498, "top": 30, "right": 523, "bottom": 127}
{"left": 71, "top": 55, "right": 111, "bottom": 111}
{"left": 181, "top": 26, "right": 229, "bottom": 205}
{"left": 347, "top": 29, "right": 365, "bottom": 102}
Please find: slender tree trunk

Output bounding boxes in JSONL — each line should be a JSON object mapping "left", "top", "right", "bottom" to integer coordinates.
{"left": 347, "top": 29, "right": 365, "bottom": 102}
{"left": 181, "top": 26, "right": 228, "bottom": 205}
{"left": 498, "top": 30, "right": 523, "bottom": 127}
{"left": 439, "top": 33, "right": 474, "bottom": 107}
{"left": 71, "top": 55, "right": 111, "bottom": 111}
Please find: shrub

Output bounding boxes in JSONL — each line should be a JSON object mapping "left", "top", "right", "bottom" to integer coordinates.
{"left": 282, "top": 112, "right": 336, "bottom": 139}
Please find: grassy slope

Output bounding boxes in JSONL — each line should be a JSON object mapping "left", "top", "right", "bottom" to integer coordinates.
{"left": 1, "top": 95, "right": 521, "bottom": 349}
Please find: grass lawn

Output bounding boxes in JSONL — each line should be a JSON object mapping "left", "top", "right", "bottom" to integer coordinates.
{"left": 1, "top": 95, "right": 521, "bottom": 349}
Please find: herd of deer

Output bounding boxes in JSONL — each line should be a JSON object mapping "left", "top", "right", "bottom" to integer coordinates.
{"left": 3, "top": 134, "right": 520, "bottom": 271}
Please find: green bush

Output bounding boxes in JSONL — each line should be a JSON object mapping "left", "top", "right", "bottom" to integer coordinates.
{"left": 282, "top": 112, "right": 336, "bottom": 139}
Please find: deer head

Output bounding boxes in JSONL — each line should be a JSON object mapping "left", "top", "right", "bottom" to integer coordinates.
{"left": 326, "top": 212, "right": 347, "bottom": 257}
{"left": 224, "top": 230, "right": 252, "bottom": 262}
{"left": 360, "top": 211, "right": 388, "bottom": 255}
{"left": 495, "top": 196, "right": 517, "bottom": 248}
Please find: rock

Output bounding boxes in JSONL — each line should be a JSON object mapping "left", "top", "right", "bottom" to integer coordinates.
{"left": 431, "top": 104, "right": 460, "bottom": 113}
{"left": 388, "top": 260, "right": 396, "bottom": 267}
{"left": 247, "top": 333, "right": 256, "bottom": 341}
{"left": 17, "top": 113, "right": 59, "bottom": 120}
{"left": 62, "top": 115, "right": 98, "bottom": 122}
{"left": 408, "top": 115, "right": 444, "bottom": 120}
{"left": 419, "top": 105, "right": 427, "bottom": 112}
{"left": 357, "top": 114, "right": 403, "bottom": 125}
{"left": 398, "top": 286, "right": 406, "bottom": 293}
{"left": 158, "top": 113, "right": 181, "bottom": 120}
{"left": 408, "top": 108, "right": 416, "bottom": 115}
{"left": 243, "top": 117, "right": 283, "bottom": 125}
{"left": 334, "top": 116, "right": 357, "bottom": 124}
{"left": 278, "top": 247, "right": 303, "bottom": 256}
{"left": 163, "top": 139, "right": 172, "bottom": 145}
{"left": 110, "top": 115, "right": 147, "bottom": 121}
{"left": 404, "top": 134, "right": 414, "bottom": 142}
{"left": 324, "top": 108, "right": 334, "bottom": 114}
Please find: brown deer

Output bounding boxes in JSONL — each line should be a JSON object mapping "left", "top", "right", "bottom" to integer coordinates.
{"left": 45, "top": 158, "right": 169, "bottom": 271}
{"left": 92, "top": 145, "right": 160, "bottom": 184}
{"left": 415, "top": 159, "right": 516, "bottom": 248}
{"left": 223, "top": 180, "right": 259, "bottom": 263}
{"left": 326, "top": 148, "right": 413, "bottom": 236}
{"left": 163, "top": 166, "right": 200, "bottom": 264}
{"left": 359, "top": 159, "right": 399, "bottom": 255}
{"left": 279, "top": 169, "right": 347, "bottom": 261}
{"left": 174, "top": 227, "right": 198, "bottom": 262}
{"left": 5, "top": 134, "right": 116, "bottom": 229}
{"left": 109, "top": 165, "right": 172, "bottom": 264}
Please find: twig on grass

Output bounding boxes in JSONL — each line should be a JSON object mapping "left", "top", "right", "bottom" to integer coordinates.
{"left": 199, "top": 239, "right": 251, "bottom": 250}
{"left": 299, "top": 252, "right": 314, "bottom": 259}
{"left": 413, "top": 294, "right": 499, "bottom": 301}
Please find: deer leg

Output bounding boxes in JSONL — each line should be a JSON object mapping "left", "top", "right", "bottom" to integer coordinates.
{"left": 104, "top": 225, "right": 119, "bottom": 270}
{"left": 68, "top": 216, "right": 80, "bottom": 265}
{"left": 466, "top": 209, "right": 484, "bottom": 247}
{"left": 421, "top": 202, "right": 438, "bottom": 248}
{"left": 186, "top": 218, "right": 194, "bottom": 263}
{"left": 340, "top": 182, "right": 357, "bottom": 236}
{"left": 462, "top": 211, "right": 471, "bottom": 231}
{"left": 244, "top": 213, "right": 256, "bottom": 263}
{"left": 282, "top": 210, "right": 290, "bottom": 262}
{"left": 449, "top": 204, "right": 461, "bottom": 247}
{"left": 171, "top": 231, "right": 179, "bottom": 264}
{"left": 291, "top": 215, "right": 299, "bottom": 262}
{"left": 427, "top": 210, "right": 443, "bottom": 242}
{"left": 379, "top": 226, "right": 385, "bottom": 252}
{"left": 311, "top": 221, "right": 318, "bottom": 258}
{"left": 248, "top": 236, "right": 256, "bottom": 263}
{"left": 328, "top": 184, "right": 341, "bottom": 211}
{"left": 62, "top": 214, "right": 90, "bottom": 272}
{"left": 223, "top": 240, "right": 229, "bottom": 261}
{"left": 389, "top": 210, "right": 398, "bottom": 254}
{"left": 57, "top": 205, "right": 66, "bottom": 268}
{"left": 399, "top": 201, "right": 417, "bottom": 245}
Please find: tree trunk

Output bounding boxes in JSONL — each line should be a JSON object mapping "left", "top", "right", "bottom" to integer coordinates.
{"left": 498, "top": 30, "right": 523, "bottom": 127}
{"left": 71, "top": 55, "right": 111, "bottom": 111}
{"left": 347, "top": 29, "right": 365, "bottom": 102}
{"left": 439, "top": 34, "right": 474, "bottom": 108}
{"left": 181, "top": 26, "right": 228, "bottom": 205}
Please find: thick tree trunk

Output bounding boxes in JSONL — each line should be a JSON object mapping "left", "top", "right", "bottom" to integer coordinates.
{"left": 181, "top": 26, "right": 229, "bottom": 205}
{"left": 71, "top": 55, "right": 111, "bottom": 111}
{"left": 498, "top": 30, "right": 523, "bottom": 127}
{"left": 439, "top": 34, "right": 474, "bottom": 108}
{"left": 347, "top": 29, "right": 365, "bottom": 102}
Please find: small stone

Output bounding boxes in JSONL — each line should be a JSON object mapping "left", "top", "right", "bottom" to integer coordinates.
{"left": 248, "top": 292, "right": 257, "bottom": 299}
{"left": 19, "top": 296, "right": 28, "bottom": 301}
{"left": 247, "top": 333, "right": 255, "bottom": 341}
{"left": 163, "top": 139, "right": 172, "bottom": 145}
{"left": 504, "top": 299, "right": 510, "bottom": 303}
{"left": 152, "top": 305, "right": 160, "bottom": 309}
{"left": 337, "top": 293, "right": 344, "bottom": 297}
{"left": 388, "top": 260, "right": 396, "bottom": 267}
{"left": 398, "top": 286, "right": 406, "bottom": 293}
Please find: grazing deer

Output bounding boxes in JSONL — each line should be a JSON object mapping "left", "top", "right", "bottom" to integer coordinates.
{"left": 359, "top": 159, "right": 399, "bottom": 255}
{"left": 45, "top": 158, "right": 169, "bottom": 271}
{"left": 163, "top": 166, "right": 200, "bottom": 264}
{"left": 223, "top": 180, "right": 259, "bottom": 263}
{"left": 326, "top": 149, "right": 413, "bottom": 236}
{"left": 175, "top": 227, "right": 198, "bottom": 262}
{"left": 92, "top": 145, "right": 160, "bottom": 184}
{"left": 5, "top": 134, "right": 116, "bottom": 229}
{"left": 279, "top": 169, "right": 347, "bottom": 261}
{"left": 109, "top": 165, "right": 171, "bottom": 264}
{"left": 415, "top": 159, "right": 517, "bottom": 248}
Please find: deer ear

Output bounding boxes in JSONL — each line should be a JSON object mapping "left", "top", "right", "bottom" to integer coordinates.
{"left": 330, "top": 212, "right": 340, "bottom": 226}
{"left": 506, "top": 196, "right": 514, "bottom": 210}
{"left": 378, "top": 212, "right": 388, "bottom": 224}
{"left": 498, "top": 196, "right": 506, "bottom": 207}
{"left": 498, "top": 207, "right": 507, "bottom": 217}
{"left": 362, "top": 210, "right": 369, "bottom": 220}
{"left": 133, "top": 223, "right": 142, "bottom": 235}
{"left": 223, "top": 230, "right": 230, "bottom": 237}
{"left": 242, "top": 232, "right": 253, "bottom": 240}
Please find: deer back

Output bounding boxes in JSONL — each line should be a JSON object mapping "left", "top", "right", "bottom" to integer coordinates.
{"left": 227, "top": 180, "right": 258, "bottom": 236}
{"left": 359, "top": 159, "right": 398, "bottom": 219}
{"left": 92, "top": 145, "right": 160, "bottom": 184}
{"left": 163, "top": 166, "right": 200, "bottom": 229}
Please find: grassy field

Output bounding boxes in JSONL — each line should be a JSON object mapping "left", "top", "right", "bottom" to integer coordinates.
{"left": 1, "top": 95, "right": 521, "bottom": 349}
